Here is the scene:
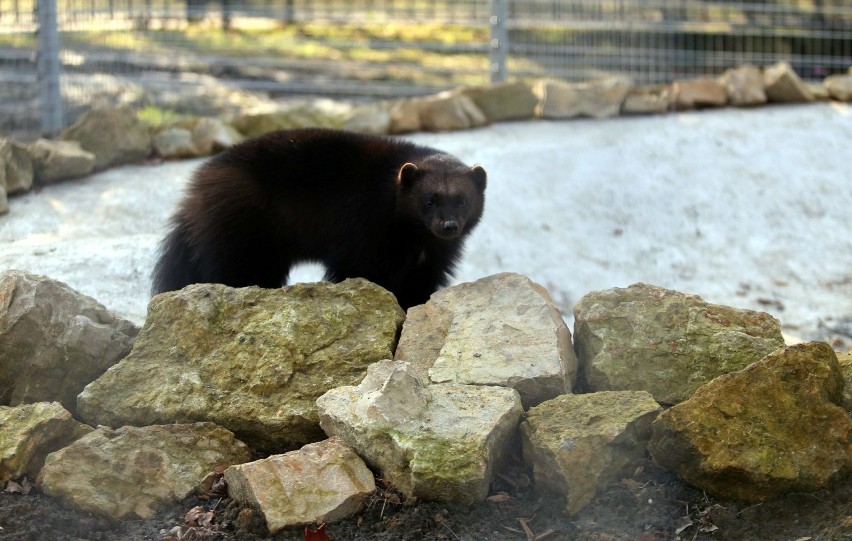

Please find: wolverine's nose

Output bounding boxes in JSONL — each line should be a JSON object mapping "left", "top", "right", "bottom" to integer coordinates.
{"left": 442, "top": 221, "right": 459, "bottom": 235}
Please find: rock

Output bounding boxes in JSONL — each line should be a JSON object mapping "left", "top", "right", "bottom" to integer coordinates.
{"left": 225, "top": 438, "right": 375, "bottom": 533}
{"left": 388, "top": 98, "right": 421, "bottom": 133}
{"left": 27, "top": 139, "right": 96, "bottom": 183}
{"left": 0, "top": 186, "right": 6, "bottom": 214}
{"left": 420, "top": 91, "right": 488, "bottom": 132}
{"left": 0, "top": 402, "right": 92, "bottom": 483}
{"left": 534, "top": 77, "right": 631, "bottom": 119}
{"left": 394, "top": 273, "right": 576, "bottom": 408}
{"left": 60, "top": 107, "right": 153, "bottom": 170}
{"left": 191, "top": 117, "right": 245, "bottom": 155}
{"left": 520, "top": 391, "right": 661, "bottom": 515}
{"left": 763, "top": 62, "right": 815, "bottom": 103}
{"left": 805, "top": 81, "right": 832, "bottom": 101}
{"left": 152, "top": 127, "right": 200, "bottom": 159}
{"left": 390, "top": 92, "right": 487, "bottom": 133}
{"left": 622, "top": 85, "right": 671, "bottom": 115}
{"left": 38, "top": 423, "right": 250, "bottom": 519}
{"left": 341, "top": 101, "right": 393, "bottom": 135}
{"left": 0, "top": 139, "right": 33, "bottom": 194}
{"left": 839, "top": 350, "right": 852, "bottom": 412}
{"left": 77, "top": 279, "right": 405, "bottom": 452}
{"left": 719, "top": 65, "right": 767, "bottom": 106}
{"left": 318, "top": 360, "right": 523, "bottom": 505}
{"left": 0, "top": 270, "right": 139, "bottom": 414}
{"left": 459, "top": 81, "right": 539, "bottom": 122}
{"left": 573, "top": 283, "right": 785, "bottom": 404}
{"left": 672, "top": 79, "right": 728, "bottom": 109}
{"left": 807, "top": 82, "right": 830, "bottom": 101}
{"left": 824, "top": 74, "right": 852, "bottom": 102}
{"left": 649, "top": 342, "right": 851, "bottom": 501}
{"left": 232, "top": 99, "right": 354, "bottom": 138}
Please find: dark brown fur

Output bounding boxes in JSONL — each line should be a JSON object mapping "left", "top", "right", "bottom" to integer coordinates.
{"left": 152, "top": 128, "right": 486, "bottom": 309}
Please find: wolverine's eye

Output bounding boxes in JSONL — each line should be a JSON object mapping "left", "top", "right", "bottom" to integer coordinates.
{"left": 425, "top": 195, "right": 436, "bottom": 208}
{"left": 458, "top": 197, "right": 467, "bottom": 207}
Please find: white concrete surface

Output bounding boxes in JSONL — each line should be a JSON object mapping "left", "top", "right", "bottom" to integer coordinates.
{"left": 1, "top": 103, "right": 850, "bottom": 341}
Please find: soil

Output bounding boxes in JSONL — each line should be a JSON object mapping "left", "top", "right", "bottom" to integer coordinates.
{"left": 2, "top": 457, "right": 850, "bottom": 541}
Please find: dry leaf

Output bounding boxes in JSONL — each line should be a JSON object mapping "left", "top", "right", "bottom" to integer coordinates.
{"left": 621, "top": 478, "right": 643, "bottom": 491}
{"left": 210, "top": 475, "right": 228, "bottom": 495}
{"left": 486, "top": 492, "right": 512, "bottom": 503}
{"left": 185, "top": 506, "right": 207, "bottom": 526}
{"left": 4, "top": 480, "right": 23, "bottom": 494}
{"left": 674, "top": 516, "right": 693, "bottom": 535}
{"left": 305, "top": 522, "right": 330, "bottom": 541}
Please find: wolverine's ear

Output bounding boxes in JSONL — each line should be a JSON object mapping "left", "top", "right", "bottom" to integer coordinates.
{"left": 397, "top": 163, "right": 419, "bottom": 187}
{"left": 470, "top": 165, "right": 487, "bottom": 191}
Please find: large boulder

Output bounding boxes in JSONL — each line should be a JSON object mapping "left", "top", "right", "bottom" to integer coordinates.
{"left": 60, "top": 107, "right": 152, "bottom": 170}
{"left": 0, "top": 402, "right": 92, "bottom": 483}
{"left": 622, "top": 85, "right": 671, "bottom": 115}
{"left": 225, "top": 438, "right": 375, "bottom": 533}
{"left": 152, "top": 127, "right": 200, "bottom": 160}
{"left": 191, "top": 117, "right": 245, "bottom": 155}
{"left": 0, "top": 270, "right": 139, "bottom": 414}
{"left": 395, "top": 273, "right": 576, "bottom": 408}
{"left": 233, "top": 101, "right": 345, "bottom": 137}
{"left": 389, "top": 92, "right": 487, "bottom": 133}
{"left": 672, "top": 79, "right": 728, "bottom": 109}
{"left": 459, "top": 81, "right": 538, "bottom": 122}
{"left": 232, "top": 99, "right": 390, "bottom": 138}
{"left": 0, "top": 139, "right": 33, "bottom": 194}
{"left": 38, "top": 423, "right": 250, "bottom": 519}
{"left": 77, "top": 279, "right": 405, "bottom": 452}
{"left": 763, "top": 62, "right": 815, "bottom": 103}
{"left": 719, "top": 65, "right": 767, "bottom": 107}
{"left": 573, "top": 283, "right": 785, "bottom": 404}
{"left": 27, "top": 139, "right": 96, "bottom": 183}
{"left": 341, "top": 101, "right": 393, "bottom": 135}
{"left": 318, "top": 360, "right": 523, "bottom": 505}
{"left": 521, "top": 391, "right": 661, "bottom": 515}
{"left": 838, "top": 350, "right": 852, "bottom": 412}
{"left": 535, "top": 77, "right": 631, "bottom": 119}
{"left": 649, "top": 342, "right": 851, "bottom": 501}
{"left": 824, "top": 73, "right": 852, "bottom": 102}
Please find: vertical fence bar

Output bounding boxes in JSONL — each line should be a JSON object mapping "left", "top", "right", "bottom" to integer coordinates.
{"left": 490, "top": 0, "right": 508, "bottom": 83}
{"left": 37, "top": 0, "right": 64, "bottom": 136}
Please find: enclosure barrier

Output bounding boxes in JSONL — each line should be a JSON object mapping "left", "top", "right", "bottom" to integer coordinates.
{"left": 1, "top": 0, "right": 850, "bottom": 138}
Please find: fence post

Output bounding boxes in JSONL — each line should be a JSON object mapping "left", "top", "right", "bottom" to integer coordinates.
{"left": 489, "top": 0, "right": 508, "bottom": 83}
{"left": 37, "top": 0, "right": 64, "bottom": 135}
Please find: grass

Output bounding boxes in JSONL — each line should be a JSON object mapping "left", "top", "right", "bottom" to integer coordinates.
{"left": 59, "top": 20, "right": 488, "bottom": 57}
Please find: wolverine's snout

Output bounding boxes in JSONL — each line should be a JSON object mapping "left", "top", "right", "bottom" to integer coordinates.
{"left": 433, "top": 219, "right": 463, "bottom": 239}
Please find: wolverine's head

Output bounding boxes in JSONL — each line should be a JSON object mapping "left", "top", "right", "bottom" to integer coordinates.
{"left": 396, "top": 156, "right": 487, "bottom": 240}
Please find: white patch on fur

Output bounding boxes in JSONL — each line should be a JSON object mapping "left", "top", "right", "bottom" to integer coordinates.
{"left": 289, "top": 261, "right": 327, "bottom": 284}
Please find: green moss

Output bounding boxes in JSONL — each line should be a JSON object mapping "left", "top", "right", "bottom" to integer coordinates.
{"left": 136, "top": 106, "right": 191, "bottom": 130}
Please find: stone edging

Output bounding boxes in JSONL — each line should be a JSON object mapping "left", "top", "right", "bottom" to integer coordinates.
{"left": 1, "top": 61, "right": 850, "bottom": 215}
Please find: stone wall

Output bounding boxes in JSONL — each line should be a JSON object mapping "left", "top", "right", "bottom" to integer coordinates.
{"left": 1, "top": 61, "right": 851, "bottom": 214}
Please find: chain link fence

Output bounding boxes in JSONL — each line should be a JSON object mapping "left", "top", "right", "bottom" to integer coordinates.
{"left": 1, "top": 0, "right": 850, "bottom": 139}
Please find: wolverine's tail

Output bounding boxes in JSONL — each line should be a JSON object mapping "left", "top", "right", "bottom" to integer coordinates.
{"left": 151, "top": 219, "right": 199, "bottom": 296}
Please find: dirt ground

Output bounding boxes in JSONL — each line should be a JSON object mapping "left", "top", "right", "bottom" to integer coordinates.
{"left": 2, "top": 455, "right": 850, "bottom": 541}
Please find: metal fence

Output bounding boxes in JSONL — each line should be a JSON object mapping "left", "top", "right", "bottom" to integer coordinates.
{"left": 1, "top": 0, "right": 850, "bottom": 139}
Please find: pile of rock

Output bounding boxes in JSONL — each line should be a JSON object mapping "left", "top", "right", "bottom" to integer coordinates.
{"left": 2, "top": 61, "right": 851, "bottom": 214}
{"left": 1, "top": 269, "right": 850, "bottom": 535}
